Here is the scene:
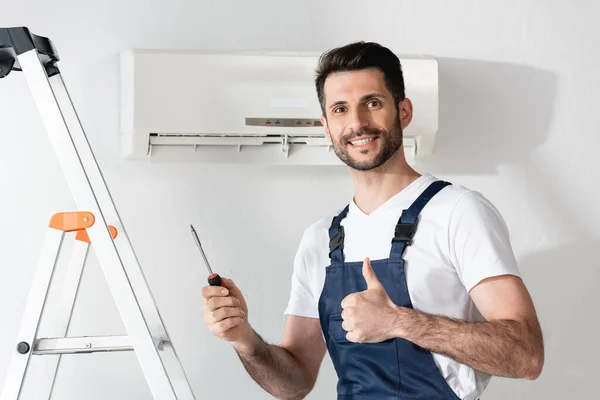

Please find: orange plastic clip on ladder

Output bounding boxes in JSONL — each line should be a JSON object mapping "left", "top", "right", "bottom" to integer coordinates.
{"left": 48, "top": 211, "right": 118, "bottom": 243}
{"left": 0, "top": 26, "right": 196, "bottom": 400}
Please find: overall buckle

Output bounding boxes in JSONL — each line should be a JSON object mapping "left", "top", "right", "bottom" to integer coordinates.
{"left": 392, "top": 222, "right": 417, "bottom": 243}
{"left": 329, "top": 226, "right": 345, "bottom": 256}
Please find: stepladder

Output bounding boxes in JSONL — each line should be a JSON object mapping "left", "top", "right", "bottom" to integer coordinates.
{"left": 0, "top": 27, "right": 196, "bottom": 399}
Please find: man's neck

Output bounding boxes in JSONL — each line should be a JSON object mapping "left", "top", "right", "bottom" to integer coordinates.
{"left": 350, "top": 155, "right": 422, "bottom": 215}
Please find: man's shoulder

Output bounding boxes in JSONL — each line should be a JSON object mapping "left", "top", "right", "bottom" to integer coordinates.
{"left": 413, "top": 176, "right": 507, "bottom": 233}
{"left": 296, "top": 205, "right": 349, "bottom": 256}
{"left": 427, "top": 177, "right": 511, "bottom": 237}
{"left": 432, "top": 177, "right": 475, "bottom": 201}
{"left": 302, "top": 206, "right": 346, "bottom": 239}
{"left": 438, "top": 180, "right": 503, "bottom": 217}
{"left": 412, "top": 175, "right": 484, "bottom": 215}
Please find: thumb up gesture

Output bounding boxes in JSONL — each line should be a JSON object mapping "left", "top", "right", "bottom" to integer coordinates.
{"left": 341, "top": 258, "right": 402, "bottom": 343}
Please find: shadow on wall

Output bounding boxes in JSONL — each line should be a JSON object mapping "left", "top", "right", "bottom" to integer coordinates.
{"left": 483, "top": 240, "right": 600, "bottom": 399}
{"left": 417, "top": 58, "right": 558, "bottom": 175}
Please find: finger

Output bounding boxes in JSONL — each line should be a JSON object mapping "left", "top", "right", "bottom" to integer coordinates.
{"left": 210, "top": 306, "right": 245, "bottom": 323}
{"left": 341, "top": 319, "right": 353, "bottom": 332}
{"left": 213, "top": 317, "right": 244, "bottom": 335}
{"left": 362, "top": 258, "right": 383, "bottom": 290}
{"left": 221, "top": 278, "right": 245, "bottom": 298}
{"left": 341, "top": 294, "right": 355, "bottom": 309}
{"left": 341, "top": 308, "right": 353, "bottom": 320}
{"left": 202, "top": 285, "right": 230, "bottom": 299}
{"left": 206, "top": 296, "right": 240, "bottom": 311}
{"left": 346, "top": 330, "right": 361, "bottom": 343}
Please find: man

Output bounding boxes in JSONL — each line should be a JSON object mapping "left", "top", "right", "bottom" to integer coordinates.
{"left": 201, "top": 42, "right": 544, "bottom": 400}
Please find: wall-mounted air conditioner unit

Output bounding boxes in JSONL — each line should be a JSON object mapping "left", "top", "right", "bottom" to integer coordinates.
{"left": 119, "top": 50, "right": 438, "bottom": 165}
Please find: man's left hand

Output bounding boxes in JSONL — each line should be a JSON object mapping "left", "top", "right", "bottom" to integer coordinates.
{"left": 340, "top": 258, "right": 408, "bottom": 343}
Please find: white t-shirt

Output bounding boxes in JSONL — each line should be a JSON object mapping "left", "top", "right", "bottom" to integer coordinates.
{"left": 283, "top": 173, "right": 521, "bottom": 400}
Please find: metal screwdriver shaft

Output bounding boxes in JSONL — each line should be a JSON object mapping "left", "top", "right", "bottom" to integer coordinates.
{"left": 190, "top": 225, "right": 222, "bottom": 286}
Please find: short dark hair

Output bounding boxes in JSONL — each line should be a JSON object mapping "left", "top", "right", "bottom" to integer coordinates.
{"left": 314, "top": 41, "right": 406, "bottom": 116}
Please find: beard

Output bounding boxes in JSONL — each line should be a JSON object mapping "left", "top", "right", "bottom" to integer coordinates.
{"left": 330, "top": 118, "right": 403, "bottom": 171}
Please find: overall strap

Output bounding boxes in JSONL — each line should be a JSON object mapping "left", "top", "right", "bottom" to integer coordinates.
{"left": 390, "top": 180, "right": 452, "bottom": 260}
{"left": 328, "top": 204, "right": 350, "bottom": 264}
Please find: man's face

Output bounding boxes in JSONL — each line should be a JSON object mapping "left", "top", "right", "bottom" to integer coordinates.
{"left": 320, "top": 68, "right": 412, "bottom": 171}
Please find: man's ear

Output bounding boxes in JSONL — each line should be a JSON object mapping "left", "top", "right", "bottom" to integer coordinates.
{"left": 320, "top": 115, "right": 332, "bottom": 143}
{"left": 398, "top": 98, "right": 413, "bottom": 130}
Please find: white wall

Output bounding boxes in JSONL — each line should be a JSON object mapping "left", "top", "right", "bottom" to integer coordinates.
{"left": 1, "top": 0, "right": 599, "bottom": 398}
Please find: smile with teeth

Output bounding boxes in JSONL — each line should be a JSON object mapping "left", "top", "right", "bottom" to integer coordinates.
{"left": 350, "top": 137, "right": 376, "bottom": 146}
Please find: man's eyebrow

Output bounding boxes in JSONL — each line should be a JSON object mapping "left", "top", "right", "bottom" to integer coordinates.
{"left": 361, "top": 92, "right": 385, "bottom": 100}
{"left": 327, "top": 99, "right": 347, "bottom": 110}
{"left": 327, "top": 93, "right": 386, "bottom": 110}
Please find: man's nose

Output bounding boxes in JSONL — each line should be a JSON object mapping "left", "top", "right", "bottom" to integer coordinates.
{"left": 348, "top": 108, "right": 370, "bottom": 133}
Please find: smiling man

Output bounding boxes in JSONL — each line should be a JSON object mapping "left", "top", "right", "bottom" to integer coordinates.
{"left": 201, "top": 42, "right": 544, "bottom": 400}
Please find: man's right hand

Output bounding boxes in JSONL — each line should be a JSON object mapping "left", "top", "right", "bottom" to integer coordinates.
{"left": 202, "top": 277, "right": 253, "bottom": 347}
{"left": 202, "top": 277, "right": 326, "bottom": 399}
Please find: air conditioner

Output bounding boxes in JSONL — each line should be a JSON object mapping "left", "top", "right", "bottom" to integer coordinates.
{"left": 119, "top": 50, "right": 438, "bottom": 165}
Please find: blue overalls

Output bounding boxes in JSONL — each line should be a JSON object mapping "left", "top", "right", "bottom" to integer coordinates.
{"left": 318, "top": 180, "right": 461, "bottom": 400}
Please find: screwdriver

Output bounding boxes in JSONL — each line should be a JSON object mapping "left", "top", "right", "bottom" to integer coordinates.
{"left": 190, "top": 224, "right": 222, "bottom": 287}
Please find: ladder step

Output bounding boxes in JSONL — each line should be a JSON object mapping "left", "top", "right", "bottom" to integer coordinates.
{"left": 32, "top": 335, "right": 167, "bottom": 355}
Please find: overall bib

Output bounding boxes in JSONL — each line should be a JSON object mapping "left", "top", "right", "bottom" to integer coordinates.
{"left": 318, "top": 180, "right": 461, "bottom": 400}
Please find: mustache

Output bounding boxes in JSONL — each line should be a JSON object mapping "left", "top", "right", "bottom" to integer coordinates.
{"left": 342, "top": 128, "right": 383, "bottom": 143}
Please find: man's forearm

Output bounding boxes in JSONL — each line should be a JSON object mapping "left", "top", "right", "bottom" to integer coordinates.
{"left": 396, "top": 308, "right": 544, "bottom": 379}
{"left": 232, "top": 329, "right": 312, "bottom": 400}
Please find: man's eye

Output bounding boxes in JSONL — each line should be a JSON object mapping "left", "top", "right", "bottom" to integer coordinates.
{"left": 333, "top": 107, "right": 346, "bottom": 113}
{"left": 368, "top": 100, "right": 380, "bottom": 107}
